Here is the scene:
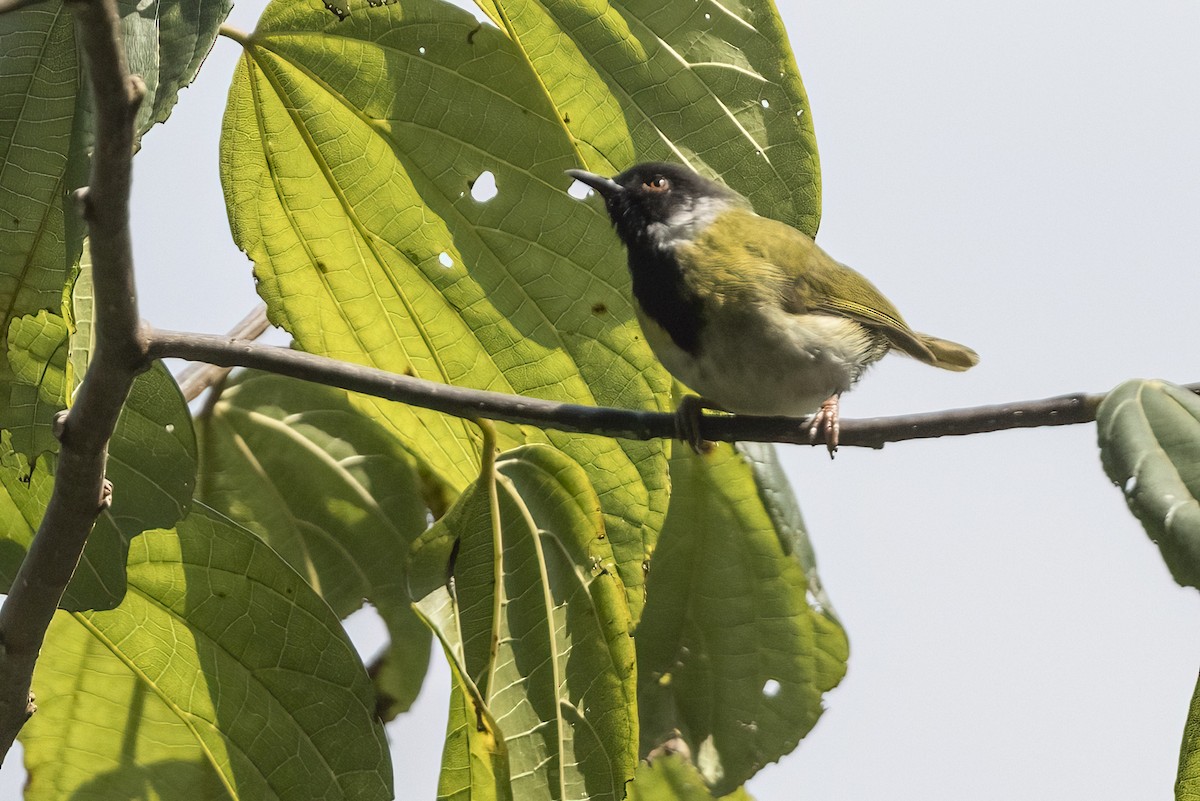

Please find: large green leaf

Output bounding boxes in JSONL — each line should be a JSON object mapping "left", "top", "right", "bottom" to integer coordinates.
{"left": 409, "top": 442, "right": 637, "bottom": 801}
{"left": 20, "top": 613, "right": 230, "bottom": 801}
{"left": 1098, "top": 379, "right": 1200, "bottom": 589}
{"left": 0, "top": 355, "right": 195, "bottom": 610}
{"left": 637, "top": 443, "right": 848, "bottom": 795}
{"left": 484, "top": 0, "right": 821, "bottom": 235}
{"left": 20, "top": 507, "right": 392, "bottom": 801}
{"left": 0, "top": 0, "right": 232, "bottom": 340}
{"left": 1181, "top": 668, "right": 1200, "bottom": 801}
{"left": 221, "top": 0, "right": 671, "bottom": 618}
{"left": 198, "top": 369, "right": 433, "bottom": 717}
{"left": 0, "top": 4, "right": 87, "bottom": 337}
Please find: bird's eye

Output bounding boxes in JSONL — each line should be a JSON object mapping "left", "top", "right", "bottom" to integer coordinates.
{"left": 643, "top": 176, "right": 670, "bottom": 193}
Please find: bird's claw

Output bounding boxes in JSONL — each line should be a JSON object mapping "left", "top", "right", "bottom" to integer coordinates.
{"left": 674, "top": 395, "right": 717, "bottom": 454}
{"left": 808, "top": 395, "right": 840, "bottom": 458}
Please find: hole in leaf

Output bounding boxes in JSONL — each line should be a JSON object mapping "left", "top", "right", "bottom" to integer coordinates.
{"left": 438, "top": 252, "right": 454, "bottom": 269}
{"left": 470, "top": 171, "right": 498, "bottom": 202}
{"left": 760, "top": 98, "right": 770, "bottom": 108}
{"left": 762, "top": 679, "right": 781, "bottom": 698}
{"left": 418, "top": 45, "right": 427, "bottom": 55}
{"left": 567, "top": 180, "right": 593, "bottom": 200}
{"left": 344, "top": 604, "right": 388, "bottom": 662}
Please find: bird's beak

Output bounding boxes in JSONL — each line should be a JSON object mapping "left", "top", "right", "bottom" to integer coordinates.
{"left": 565, "top": 169, "right": 622, "bottom": 199}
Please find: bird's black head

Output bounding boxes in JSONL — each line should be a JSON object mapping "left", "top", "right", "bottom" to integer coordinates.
{"left": 566, "top": 162, "right": 746, "bottom": 251}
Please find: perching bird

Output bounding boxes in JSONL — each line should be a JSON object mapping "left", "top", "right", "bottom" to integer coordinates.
{"left": 566, "top": 161, "right": 979, "bottom": 455}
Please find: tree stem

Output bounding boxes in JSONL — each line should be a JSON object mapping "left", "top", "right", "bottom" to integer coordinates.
{"left": 147, "top": 328, "right": 1200, "bottom": 448}
{"left": 0, "top": 0, "right": 147, "bottom": 759}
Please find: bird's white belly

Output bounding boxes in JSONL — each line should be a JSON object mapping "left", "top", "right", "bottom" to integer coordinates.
{"left": 639, "top": 305, "right": 879, "bottom": 417}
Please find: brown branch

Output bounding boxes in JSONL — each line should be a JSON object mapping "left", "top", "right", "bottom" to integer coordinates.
{"left": 175, "top": 303, "right": 270, "bottom": 402}
{"left": 147, "top": 328, "right": 1200, "bottom": 447}
{"left": 0, "top": 0, "right": 147, "bottom": 759}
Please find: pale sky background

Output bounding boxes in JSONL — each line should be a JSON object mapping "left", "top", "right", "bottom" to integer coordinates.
{"left": 4, "top": 1, "right": 1199, "bottom": 799}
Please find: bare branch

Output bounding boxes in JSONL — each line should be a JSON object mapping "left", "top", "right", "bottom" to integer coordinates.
{"left": 175, "top": 303, "right": 270, "bottom": 402}
{"left": 147, "top": 328, "right": 1200, "bottom": 448}
{"left": 0, "top": 0, "right": 147, "bottom": 758}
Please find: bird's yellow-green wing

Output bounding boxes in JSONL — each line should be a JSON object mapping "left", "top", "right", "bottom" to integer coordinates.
{"left": 730, "top": 212, "right": 939, "bottom": 364}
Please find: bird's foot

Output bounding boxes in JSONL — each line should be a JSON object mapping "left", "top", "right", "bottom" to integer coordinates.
{"left": 674, "top": 395, "right": 719, "bottom": 454}
{"left": 808, "top": 394, "right": 841, "bottom": 458}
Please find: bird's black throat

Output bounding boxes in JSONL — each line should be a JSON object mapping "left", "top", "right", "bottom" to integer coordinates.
{"left": 626, "top": 244, "right": 706, "bottom": 356}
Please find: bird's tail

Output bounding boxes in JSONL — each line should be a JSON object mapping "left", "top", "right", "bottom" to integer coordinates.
{"left": 915, "top": 333, "right": 979, "bottom": 372}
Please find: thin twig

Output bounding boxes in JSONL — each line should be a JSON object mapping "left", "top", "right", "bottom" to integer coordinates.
{"left": 175, "top": 303, "right": 270, "bottom": 402}
{"left": 146, "top": 328, "right": 1200, "bottom": 447}
{"left": 0, "top": 0, "right": 146, "bottom": 758}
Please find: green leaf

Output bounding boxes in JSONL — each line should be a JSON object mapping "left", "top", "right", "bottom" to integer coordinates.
{"left": 409, "top": 442, "right": 637, "bottom": 801}
{"left": 221, "top": 0, "right": 670, "bottom": 618}
{"left": 1180, "top": 669, "right": 1200, "bottom": 801}
{"left": 1, "top": 309, "right": 70, "bottom": 456}
{"left": 118, "top": 0, "right": 236, "bottom": 135}
{"left": 1097, "top": 379, "right": 1200, "bottom": 589}
{"left": 64, "top": 241, "right": 94, "bottom": 393}
{"left": 0, "top": 311, "right": 196, "bottom": 609}
{"left": 198, "top": 370, "right": 433, "bottom": 717}
{"left": 486, "top": 0, "right": 821, "bottom": 234}
{"left": 435, "top": 638, "right": 513, "bottom": 801}
{"left": 0, "top": 0, "right": 231, "bottom": 340}
{"left": 20, "top": 613, "right": 230, "bottom": 801}
{"left": 637, "top": 443, "right": 848, "bottom": 795}
{"left": 20, "top": 507, "right": 393, "bottom": 801}
{"left": 104, "top": 359, "right": 197, "bottom": 540}
{"left": 0, "top": 4, "right": 87, "bottom": 336}
{"left": 627, "top": 753, "right": 753, "bottom": 801}
{"left": 0, "top": 441, "right": 131, "bottom": 611}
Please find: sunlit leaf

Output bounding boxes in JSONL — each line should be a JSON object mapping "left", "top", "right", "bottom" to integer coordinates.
{"left": 485, "top": 0, "right": 821, "bottom": 234}
{"left": 21, "top": 614, "right": 229, "bottom": 801}
{"left": 221, "top": 0, "right": 671, "bottom": 618}
{"left": 21, "top": 507, "right": 392, "bottom": 801}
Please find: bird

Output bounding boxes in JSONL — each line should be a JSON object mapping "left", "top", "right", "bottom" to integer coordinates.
{"left": 565, "top": 161, "right": 979, "bottom": 456}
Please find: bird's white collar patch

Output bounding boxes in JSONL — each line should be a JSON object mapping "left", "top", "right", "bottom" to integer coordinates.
{"left": 647, "top": 195, "right": 732, "bottom": 251}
